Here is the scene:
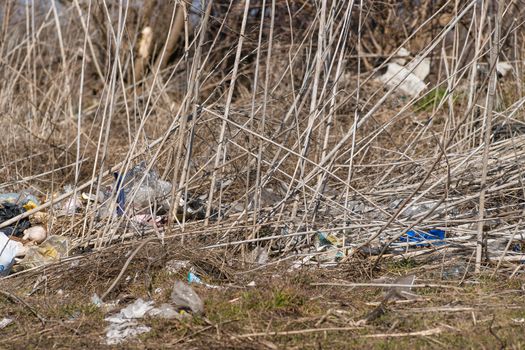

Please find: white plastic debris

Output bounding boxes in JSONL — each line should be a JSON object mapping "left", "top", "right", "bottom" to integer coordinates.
{"left": 406, "top": 56, "right": 431, "bottom": 82}
{"left": 248, "top": 246, "right": 269, "bottom": 265}
{"left": 166, "top": 260, "right": 190, "bottom": 275}
{"left": 105, "top": 299, "right": 154, "bottom": 345}
{"left": 379, "top": 63, "right": 427, "bottom": 97}
{"left": 0, "top": 317, "right": 13, "bottom": 329}
{"left": 496, "top": 61, "right": 513, "bottom": 77}
{"left": 378, "top": 47, "right": 430, "bottom": 97}
{"left": 91, "top": 293, "right": 103, "bottom": 307}
{"left": 393, "top": 47, "right": 410, "bottom": 65}
{"left": 106, "top": 322, "right": 151, "bottom": 345}
{"left": 22, "top": 226, "right": 47, "bottom": 244}
{"left": 104, "top": 294, "right": 199, "bottom": 344}
{"left": 148, "top": 304, "right": 179, "bottom": 319}
{"left": 0, "top": 232, "right": 26, "bottom": 276}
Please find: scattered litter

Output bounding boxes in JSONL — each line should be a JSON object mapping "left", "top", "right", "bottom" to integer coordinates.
{"left": 289, "top": 230, "right": 348, "bottom": 270}
{"left": 94, "top": 292, "right": 194, "bottom": 344}
{"left": 147, "top": 304, "right": 179, "bottom": 319}
{"left": 0, "top": 232, "right": 26, "bottom": 276}
{"left": 113, "top": 162, "right": 172, "bottom": 216}
{"left": 0, "top": 202, "right": 32, "bottom": 237}
{"left": 171, "top": 281, "right": 204, "bottom": 314}
{"left": 496, "top": 61, "right": 513, "bottom": 77}
{"left": 248, "top": 246, "right": 268, "bottom": 265}
{"left": 16, "top": 235, "right": 69, "bottom": 270}
{"left": 105, "top": 299, "right": 155, "bottom": 345}
{"left": 91, "top": 293, "right": 103, "bottom": 307}
{"left": 0, "top": 317, "right": 13, "bottom": 329}
{"left": 378, "top": 63, "right": 428, "bottom": 97}
{"left": 81, "top": 191, "right": 105, "bottom": 203}
{"left": 91, "top": 293, "right": 119, "bottom": 313}
{"left": 166, "top": 260, "right": 190, "bottom": 275}
{"left": 108, "top": 298, "right": 154, "bottom": 320}
{"left": 398, "top": 229, "right": 446, "bottom": 247}
{"left": 406, "top": 56, "right": 430, "bottom": 82}
{"left": 55, "top": 185, "right": 83, "bottom": 215}
{"left": 512, "top": 318, "right": 525, "bottom": 323}
{"left": 377, "top": 48, "right": 430, "bottom": 97}
{"left": 131, "top": 214, "right": 165, "bottom": 227}
{"left": 22, "top": 225, "right": 47, "bottom": 244}
{"left": 392, "top": 47, "right": 410, "bottom": 65}
{"left": 247, "top": 281, "right": 256, "bottom": 287}
{"left": 0, "top": 192, "right": 40, "bottom": 211}
{"left": 314, "top": 231, "right": 345, "bottom": 262}
{"left": 317, "top": 231, "right": 341, "bottom": 247}
{"left": 388, "top": 274, "right": 418, "bottom": 300}
{"left": 187, "top": 271, "right": 220, "bottom": 289}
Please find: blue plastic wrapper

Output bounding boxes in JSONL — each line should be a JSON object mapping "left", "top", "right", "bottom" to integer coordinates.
{"left": 398, "top": 229, "right": 446, "bottom": 247}
{"left": 187, "top": 272, "right": 202, "bottom": 284}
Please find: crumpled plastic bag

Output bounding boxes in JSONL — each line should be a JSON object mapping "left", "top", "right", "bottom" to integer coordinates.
{"left": 171, "top": 281, "right": 204, "bottom": 314}
{"left": 114, "top": 162, "right": 172, "bottom": 215}
{"left": 16, "top": 236, "right": 69, "bottom": 270}
{"left": 0, "top": 232, "right": 25, "bottom": 276}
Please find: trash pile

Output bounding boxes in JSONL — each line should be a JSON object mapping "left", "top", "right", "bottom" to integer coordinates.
{"left": 100, "top": 281, "right": 204, "bottom": 345}
{"left": 0, "top": 192, "right": 62, "bottom": 276}
{"left": 0, "top": 162, "right": 217, "bottom": 277}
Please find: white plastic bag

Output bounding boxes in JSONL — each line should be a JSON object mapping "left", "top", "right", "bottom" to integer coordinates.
{"left": 0, "top": 233, "right": 25, "bottom": 276}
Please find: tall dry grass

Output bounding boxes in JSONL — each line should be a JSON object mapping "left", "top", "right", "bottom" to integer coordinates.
{"left": 0, "top": 0, "right": 525, "bottom": 274}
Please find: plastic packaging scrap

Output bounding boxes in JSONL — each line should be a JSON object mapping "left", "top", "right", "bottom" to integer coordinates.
{"left": 388, "top": 274, "right": 417, "bottom": 300}
{"left": 16, "top": 235, "right": 69, "bottom": 270}
{"left": 187, "top": 271, "right": 220, "bottom": 289}
{"left": 171, "top": 281, "right": 204, "bottom": 315}
{"left": 315, "top": 231, "right": 345, "bottom": 261}
{"left": 398, "top": 229, "right": 446, "bottom": 247}
{"left": 441, "top": 263, "right": 468, "bottom": 280}
{"left": 247, "top": 246, "right": 268, "bottom": 265}
{"left": 0, "top": 232, "right": 26, "bottom": 277}
{"left": 54, "top": 185, "right": 83, "bottom": 215}
{"left": 105, "top": 299, "right": 154, "bottom": 345}
{"left": 496, "top": 61, "right": 513, "bottom": 77}
{"left": 0, "top": 192, "right": 40, "bottom": 211}
{"left": 131, "top": 214, "right": 165, "bottom": 228}
{"left": 290, "top": 231, "right": 347, "bottom": 270}
{"left": 377, "top": 48, "right": 430, "bottom": 97}
{"left": 165, "top": 259, "right": 190, "bottom": 275}
{"left": 0, "top": 317, "right": 13, "bottom": 329}
{"left": 105, "top": 282, "right": 203, "bottom": 345}
{"left": 113, "top": 162, "right": 172, "bottom": 216}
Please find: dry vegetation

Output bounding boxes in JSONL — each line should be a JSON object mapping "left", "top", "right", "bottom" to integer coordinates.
{"left": 1, "top": 0, "right": 525, "bottom": 348}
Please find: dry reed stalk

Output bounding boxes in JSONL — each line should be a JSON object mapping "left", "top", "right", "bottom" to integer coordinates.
{"left": 476, "top": 0, "right": 504, "bottom": 273}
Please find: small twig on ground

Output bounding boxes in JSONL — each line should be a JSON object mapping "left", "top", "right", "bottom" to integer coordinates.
{"left": 233, "top": 326, "right": 362, "bottom": 339}
{"left": 100, "top": 237, "right": 159, "bottom": 301}
{"left": 359, "top": 327, "right": 443, "bottom": 338}
{"left": 311, "top": 282, "right": 462, "bottom": 290}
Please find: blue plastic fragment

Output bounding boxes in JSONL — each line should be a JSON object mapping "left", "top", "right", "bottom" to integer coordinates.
{"left": 187, "top": 272, "right": 203, "bottom": 284}
{"left": 113, "top": 172, "right": 126, "bottom": 216}
{"left": 399, "top": 229, "right": 446, "bottom": 247}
